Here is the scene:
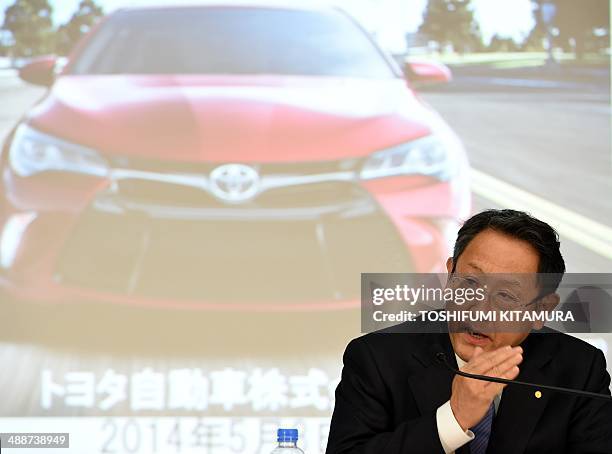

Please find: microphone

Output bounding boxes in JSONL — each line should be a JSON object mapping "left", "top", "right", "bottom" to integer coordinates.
{"left": 436, "top": 352, "right": 612, "bottom": 402}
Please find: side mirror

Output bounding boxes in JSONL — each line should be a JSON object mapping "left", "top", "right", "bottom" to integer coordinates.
{"left": 18, "top": 55, "right": 57, "bottom": 87}
{"left": 403, "top": 59, "right": 452, "bottom": 87}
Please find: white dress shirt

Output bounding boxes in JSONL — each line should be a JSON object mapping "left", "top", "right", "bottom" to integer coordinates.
{"left": 435, "top": 355, "right": 502, "bottom": 454}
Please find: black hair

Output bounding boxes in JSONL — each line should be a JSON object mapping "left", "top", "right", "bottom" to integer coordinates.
{"left": 452, "top": 209, "right": 566, "bottom": 294}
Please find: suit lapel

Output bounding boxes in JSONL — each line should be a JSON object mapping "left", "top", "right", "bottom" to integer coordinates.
{"left": 486, "top": 333, "right": 558, "bottom": 454}
{"left": 407, "top": 332, "right": 473, "bottom": 454}
{"left": 408, "top": 332, "right": 456, "bottom": 415}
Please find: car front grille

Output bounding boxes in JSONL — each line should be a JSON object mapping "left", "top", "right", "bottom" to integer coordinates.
{"left": 54, "top": 180, "right": 412, "bottom": 304}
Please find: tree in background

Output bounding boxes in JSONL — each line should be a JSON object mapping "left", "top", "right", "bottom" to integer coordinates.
{"left": 531, "top": 0, "right": 610, "bottom": 58}
{"left": 56, "top": 0, "right": 103, "bottom": 56}
{"left": 522, "top": 3, "right": 548, "bottom": 51}
{"left": 1, "top": 0, "right": 53, "bottom": 57}
{"left": 418, "top": 0, "right": 483, "bottom": 53}
{"left": 487, "top": 35, "right": 520, "bottom": 53}
{"left": 0, "top": 30, "right": 15, "bottom": 56}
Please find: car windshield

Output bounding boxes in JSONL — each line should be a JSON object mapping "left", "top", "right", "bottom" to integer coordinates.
{"left": 70, "top": 7, "right": 396, "bottom": 78}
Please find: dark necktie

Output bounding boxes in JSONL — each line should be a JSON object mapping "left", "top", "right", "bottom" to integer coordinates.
{"left": 469, "top": 403, "right": 495, "bottom": 454}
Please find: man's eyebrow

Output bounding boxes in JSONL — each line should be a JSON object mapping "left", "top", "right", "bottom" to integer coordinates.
{"left": 465, "top": 263, "right": 523, "bottom": 287}
{"left": 498, "top": 277, "right": 523, "bottom": 288}
{"left": 466, "top": 262, "right": 484, "bottom": 272}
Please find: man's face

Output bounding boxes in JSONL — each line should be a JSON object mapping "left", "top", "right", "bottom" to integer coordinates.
{"left": 447, "top": 228, "right": 543, "bottom": 362}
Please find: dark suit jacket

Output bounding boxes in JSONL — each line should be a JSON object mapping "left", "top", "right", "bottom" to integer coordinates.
{"left": 326, "top": 325, "right": 612, "bottom": 453}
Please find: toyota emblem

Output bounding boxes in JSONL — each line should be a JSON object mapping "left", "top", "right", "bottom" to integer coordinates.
{"left": 209, "top": 164, "right": 260, "bottom": 203}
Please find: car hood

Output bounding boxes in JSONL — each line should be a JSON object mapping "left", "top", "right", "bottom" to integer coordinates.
{"left": 27, "top": 74, "right": 433, "bottom": 162}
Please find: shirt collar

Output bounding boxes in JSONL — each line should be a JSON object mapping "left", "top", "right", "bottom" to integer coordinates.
{"left": 455, "top": 353, "right": 466, "bottom": 369}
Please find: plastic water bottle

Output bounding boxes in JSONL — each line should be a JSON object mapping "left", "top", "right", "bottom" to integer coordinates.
{"left": 271, "top": 428, "right": 304, "bottom": 453}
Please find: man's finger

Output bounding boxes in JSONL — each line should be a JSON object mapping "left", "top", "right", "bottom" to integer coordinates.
{"left": 465, "top": 345, "right": 515, "bottom": 372}
{"left": 466, "top": 345, "right": 522, "bottom": 374}
{"left": 483, "top": 365, "right": 521, "bottom": 396}
{"left": 462, "top": 356, "right": 521, "bottom": 395}
{"left": 482, "top": 351, "right": 523, "bottom": 378}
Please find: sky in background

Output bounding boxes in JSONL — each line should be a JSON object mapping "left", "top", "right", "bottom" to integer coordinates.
{"left": 0, "top": 0, "right": 535, "bottom": 52}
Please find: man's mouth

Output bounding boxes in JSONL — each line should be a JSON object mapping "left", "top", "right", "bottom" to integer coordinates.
{"left": 459, "top": 323, "right": 492, "bottom": 345}
{"left": 467, "top": 329, "right": 488, "bottom": 339}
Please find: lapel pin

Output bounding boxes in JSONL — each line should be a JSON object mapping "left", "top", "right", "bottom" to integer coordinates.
{"left": 535, "top": 390, "right": 542, "bottom": 399}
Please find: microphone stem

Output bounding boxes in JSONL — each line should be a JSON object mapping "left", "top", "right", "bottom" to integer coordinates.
{"left": 453, "top": 369, "right": 612, "bottom": 401}
{"left": 437, "top": 353, "right": 612, "bottom": 402}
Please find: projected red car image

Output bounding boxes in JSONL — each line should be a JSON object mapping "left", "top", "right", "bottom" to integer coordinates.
{"left": 0, "top": 4, "right": 471, "bottom": 311}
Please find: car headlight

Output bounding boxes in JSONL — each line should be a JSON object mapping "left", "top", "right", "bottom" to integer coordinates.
{"left": 9, "top": 124, "right": 108, "bottom": 177}
{"left": 359, "top": 135, "right": 456, "bottom": 181}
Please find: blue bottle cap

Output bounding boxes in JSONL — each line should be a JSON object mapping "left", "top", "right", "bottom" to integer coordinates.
{"left": 277, "top": 428, "right": 298, "bottom": 442}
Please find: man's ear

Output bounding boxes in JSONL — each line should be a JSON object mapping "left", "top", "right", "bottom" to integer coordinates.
{"left": 446, "top": 257, "right": 453, "bottom": 273}
{"left": 533, "top": 293, "right": 560, "bottom": 330}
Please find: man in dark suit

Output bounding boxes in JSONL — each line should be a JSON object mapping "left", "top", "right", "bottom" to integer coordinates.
{"left": 326, "top": 209, "right": 612, "bottom": 453}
